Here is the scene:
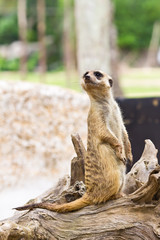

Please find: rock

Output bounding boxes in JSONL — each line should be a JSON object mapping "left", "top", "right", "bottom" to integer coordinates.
{"left": 0, "top": 81, "right": 89, "bottom": 190}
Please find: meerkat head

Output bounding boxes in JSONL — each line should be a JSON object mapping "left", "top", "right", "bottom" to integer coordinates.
{"left": 81, "top": 70, "right": 113, "bottom": 98}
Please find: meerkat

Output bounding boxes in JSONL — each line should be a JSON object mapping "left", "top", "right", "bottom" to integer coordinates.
{"left": 14, "top": 70, "right": 132, "bottom": 213}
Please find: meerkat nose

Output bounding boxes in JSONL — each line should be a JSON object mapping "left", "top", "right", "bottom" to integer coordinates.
{"left": 84, "top": 74, "right": 91, "bottom": 83}
{"left": 83, "top": 71, "right": 89, "bottom": 78}
{"left": 85, "top": 75, "right": 90, "bottom": 80}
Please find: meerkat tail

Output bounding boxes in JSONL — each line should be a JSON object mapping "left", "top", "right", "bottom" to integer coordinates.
{"left": 14, "top": 194, "right": 90, "bottom": 213}
{"left": 13, "top": 203, "right": 42, "bottom": 211}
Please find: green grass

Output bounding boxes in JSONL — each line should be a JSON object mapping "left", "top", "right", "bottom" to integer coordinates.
{"left": 0, "top": 68, "right": 160, "bottom": 98}
{"left": 123, "top": 86, "right": 160, "bottom": 97}
{"left": 0, "top": 71, "right": 81, "bottom": 91}
{"left": 120, "top": 68, "right": 160, "bottom": 98}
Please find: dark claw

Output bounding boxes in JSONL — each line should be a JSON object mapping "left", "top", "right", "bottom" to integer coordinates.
{"left": 120, "top": 158, "right": 127, "bottom": 165}
{"left": 128, "top": 158, "right": 133, "bottom": 166}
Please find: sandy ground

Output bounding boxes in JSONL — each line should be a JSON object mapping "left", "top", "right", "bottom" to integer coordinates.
{"left": 0, "top": 157, "right": 71, "bottom": 221}
{"left": 0, "top": 178, "right": 53, "bottom": 220}
{"left": 0, "top": 156, "right": 71, "bottom": 221}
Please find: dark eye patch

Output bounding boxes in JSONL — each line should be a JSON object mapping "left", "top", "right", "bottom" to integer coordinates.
{"left": 94, "top": 71, "right": 103, "bottom": 80}
{"left": 109, "top": 78, "right": 113, "bottom": 87}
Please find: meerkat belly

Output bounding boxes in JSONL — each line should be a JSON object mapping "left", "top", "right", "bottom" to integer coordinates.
{"left": 85, "top": 141, "right": 125, "bottom": 204}
{"left": 98, "top": 143, "right": 126, "bottom": 198}
{"left": 108, "top": 114, "right": 124, "bottom": 147}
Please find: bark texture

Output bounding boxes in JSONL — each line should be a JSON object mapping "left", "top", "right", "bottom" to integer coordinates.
{"left": 0, "top": 138, "right": 160, "bottom": 240}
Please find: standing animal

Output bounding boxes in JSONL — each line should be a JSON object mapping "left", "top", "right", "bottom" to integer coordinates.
{"left": 14, "top": 70, "right": 132, "bottom": 213}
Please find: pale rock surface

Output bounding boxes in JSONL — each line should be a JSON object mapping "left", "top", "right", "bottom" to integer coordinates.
{"left": 0, "top": 81, "right": 88, "bottom": 219}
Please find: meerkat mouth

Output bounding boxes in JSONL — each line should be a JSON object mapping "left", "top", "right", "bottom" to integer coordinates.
{"left": 83, "top": 73, "right": 97, "bottom": 85}
{"left": 84, "top": 78, "right": 96, "bottom": 84}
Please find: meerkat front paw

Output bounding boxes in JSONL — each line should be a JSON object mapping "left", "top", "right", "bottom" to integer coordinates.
{"left": 115, "top": 144, "right": 126, "bottom": 163}
{"left": 125, "top": 142, "right": 133, "bottom": 165}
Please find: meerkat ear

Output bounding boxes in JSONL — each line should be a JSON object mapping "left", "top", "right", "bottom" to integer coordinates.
{"left": 109, "top": 78, "right": 113, "bottom": 87}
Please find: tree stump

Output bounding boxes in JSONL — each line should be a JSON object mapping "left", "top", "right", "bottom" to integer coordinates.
{"left": 0, "top": 136, "right": 160, "bottom": 240}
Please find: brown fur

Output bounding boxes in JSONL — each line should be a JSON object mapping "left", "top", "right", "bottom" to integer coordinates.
{"left": 14, "top": 70, "right": 132, "bottom": 213}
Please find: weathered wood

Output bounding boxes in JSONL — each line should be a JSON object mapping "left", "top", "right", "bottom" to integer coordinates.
{"left": 129, "top": 167, "right": 160, "bottom": 204}
{"left": 1, "top": 198, "right": 160, "bottom": 240}
{"left": 70, "top": 133, "right": 86, "bottom": 185}
{"left": 124, "top": 139, "right": 158, "bottom": 194}
{"left": 0, "top": 139, "right": 160, "bottom": 240}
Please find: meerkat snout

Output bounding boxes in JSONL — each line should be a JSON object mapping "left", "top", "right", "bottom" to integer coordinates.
{"left": 83, "top": 71, "right": 89, "bottom": 78}
{"left": 84, "top": 75, "right": 91, "bottom": 82}
{"left": 83, "top": 72, "right": 91, "bottom": 83}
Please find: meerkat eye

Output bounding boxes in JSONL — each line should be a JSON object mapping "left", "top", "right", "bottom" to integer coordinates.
{"left": 94, "top": 71, "right": 103, "bottom": 80}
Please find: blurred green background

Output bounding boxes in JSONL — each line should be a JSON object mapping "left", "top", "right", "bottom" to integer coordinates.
{"left": 0, "top": 0, "right": 160, "bottom": 97}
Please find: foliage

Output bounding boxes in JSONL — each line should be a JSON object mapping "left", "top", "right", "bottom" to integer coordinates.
{"left": 0, "top": 56, "right": 19, "bottom": 71}
{"left": 26, "top": 0, "right": 64, "bottom": 69}
{"left": 0, "top": 53, "right": 39, "bottom": 71}
{"left": 0, "top": 13, "right": 18, "bottom": 44}
{"left": 27, "top": 52, "right": 39, "bottom": 71}
{"left": 0, "top": 0, "right": 160, "bottom": 70}
{"left": 113, "top": 0, "right": 160, "bottom": 50}
{"left": 45, "top": 0, "right": 64, "bottom": 68}
{"left": 0, "top": 0, "right": 64, "bottom": 70}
